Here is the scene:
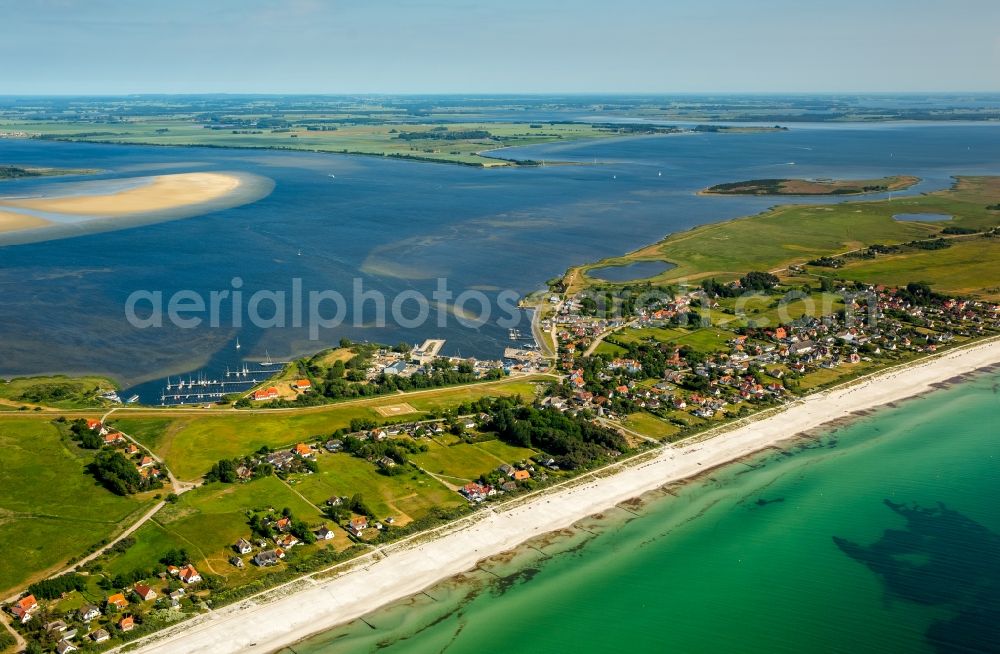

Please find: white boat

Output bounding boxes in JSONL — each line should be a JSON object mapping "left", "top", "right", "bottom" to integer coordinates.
{"left": 127, "top": 394, "right": 140, "bottom": 404}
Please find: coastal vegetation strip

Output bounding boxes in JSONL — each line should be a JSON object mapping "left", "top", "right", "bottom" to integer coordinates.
{"left": 0, "top": 164, "right": 98, "bottom": 180}
{"left": 701, "top": 175, "right": 919, "bottom": 196}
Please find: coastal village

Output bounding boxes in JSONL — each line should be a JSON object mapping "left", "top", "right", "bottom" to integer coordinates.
{"left": 5, "top": 271, "right": 1000, "bottom": 653}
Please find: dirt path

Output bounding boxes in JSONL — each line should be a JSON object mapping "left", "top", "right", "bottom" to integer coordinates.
{"left": 0, "top": 611, "right": 26, "bottom": 651}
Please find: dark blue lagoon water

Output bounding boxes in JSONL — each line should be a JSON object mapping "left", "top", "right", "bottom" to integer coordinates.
{"left": 1, "top": 123, "right": 999, "bottom": 393}
{"left": 588, "top": 260, "right": 675, "bottom": 281}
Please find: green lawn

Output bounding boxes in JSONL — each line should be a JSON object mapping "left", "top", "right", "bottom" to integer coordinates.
{"left": 474, "top": 438, "right": 538, "bottom": 464}
{"left": 623, "top": 412, "right": 681, "bottom": 440}
{"left": 412, "top": 441, "right": 511, "bottom": 481}
{"left": 290, "top": 453, "right": 463, "bottom": 525}
{"left": 0, "top": 418, "right": 154, "bottom": 596}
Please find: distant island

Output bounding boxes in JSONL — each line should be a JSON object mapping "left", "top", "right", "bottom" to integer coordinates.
{"left": 702, "top": 175, "right": 919, "bottom": 196}
{"left": 0, "top": 163, "right": 98, "bottom": 180}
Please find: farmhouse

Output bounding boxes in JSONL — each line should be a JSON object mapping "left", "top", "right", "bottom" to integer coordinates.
{"left": 252, "top": 387, "right": 279, "bottom": 401}
{"left": 178, "top": 565, "right": 202, "bottom": 584}
{"left": 133, "top": 583, "right": 157, "bottom": 601}
{"left": 348, "top": 516, "right": 369, "bottom": 537}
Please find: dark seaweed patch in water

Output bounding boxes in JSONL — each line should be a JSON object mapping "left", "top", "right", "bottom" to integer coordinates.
{"left": 834, "top": 500, "right": 1000, "bottom": 654}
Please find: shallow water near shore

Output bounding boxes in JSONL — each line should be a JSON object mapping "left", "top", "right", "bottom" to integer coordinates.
{"left": 284, "top": 369, "right": 1000, "bottom": 654}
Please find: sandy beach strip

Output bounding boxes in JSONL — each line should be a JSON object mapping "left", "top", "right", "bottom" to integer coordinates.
{"left": 0, "top": 172, "right": 242, "bottom": 217}
{"left": 119, "top": 338, "right": 1000, "bottom": 654}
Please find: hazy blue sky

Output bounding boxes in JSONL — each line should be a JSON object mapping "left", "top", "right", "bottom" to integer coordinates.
{"left": 2, "top": 0, "right": 998, "bottom": 94}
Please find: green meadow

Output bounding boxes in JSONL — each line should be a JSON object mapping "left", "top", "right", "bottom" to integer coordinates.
{"left": 0, "top": 418, "right": 154, "bottom": 596}
{"left": 288, "top": 453, "right": 463, "bottom": 526}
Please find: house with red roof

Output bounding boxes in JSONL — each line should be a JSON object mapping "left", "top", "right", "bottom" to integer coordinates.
{"left": 252, "top": 387, "right": 279, "bottom": 401}
{"left": 10, "top": 594, "right": 38, "bottom": 623}
{"left": 178, "top": 565, "right": 201, "bottom": 584}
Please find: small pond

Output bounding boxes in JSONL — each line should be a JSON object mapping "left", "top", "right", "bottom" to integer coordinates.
{"left": 893, "top": 213, "right": 952, "bottom": 222}
{"left": 588, "top": 260, "right": 676, "bottom": 282}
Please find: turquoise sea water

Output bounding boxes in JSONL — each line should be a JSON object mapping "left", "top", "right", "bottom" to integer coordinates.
{"left": 285, "top": 369, "right": 1000, "bottom": 654}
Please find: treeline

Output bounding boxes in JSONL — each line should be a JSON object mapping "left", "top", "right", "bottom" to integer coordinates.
{"left": 487, "top": 399, "right": 630, "bottom": 470}
{"left": 701, "top": 271, "right": 779, "bottom": 297}
{"left": 397, "top": 128, "right": 492, "bottom": 140}
{"left": 27, "top": 573, "right": 86, "bottom": 600}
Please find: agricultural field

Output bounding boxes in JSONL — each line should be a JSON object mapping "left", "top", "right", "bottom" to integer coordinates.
{"left": 571, "top": 176, "right": 1000, "bottom": 291}
{"left": 112, "top": 377, "right": 542, "bottom": 480}
{"left": 0, "top": 418, "right": 155, "bottom": 596}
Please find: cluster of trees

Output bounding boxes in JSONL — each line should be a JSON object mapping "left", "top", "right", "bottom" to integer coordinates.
{"left": 941, "top": 226, "right": 978, "bottom": 235}
{"left": 204, "top": 455, "right": 275, "bottom": 483}
{"left": 325, "top": 493, "right": 375, "bottom": 522}
{"left": 337, "top": 434, "right": 428, "bottom": 475}
{"left": 908, "top": 237, "right": 951, "bottom": 250}
{"left": 486, "top": 399, "right": 630, "bottom": 470}
{"left": 248, "top": 507, "right": 316, "bottom": 545}
{"left": 700, "top": 271, "right": 779, "bottom": 298}
{"left": 68, "top": 417, "right": 104, "bottom": 449}
{"left": 27, "top": 573, "right": 86, "bottom": 600}
{"left": 88, "top": 450, "right": 161, "bottom": 495}
{"left": 807, "top": 256, "right": 845, "bottom": 268}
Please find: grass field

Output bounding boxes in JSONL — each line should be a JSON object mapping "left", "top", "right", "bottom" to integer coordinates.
{"left": 1, "top": 119, "right": 613, "bottom": 167}
{"left": 0, "top": 418, "right": 154, "bottom": 596}
{"left": 832, "top": 237, "right": 1000, "bottom": 300}
{"left": 411, "top": 440, "right": 525, "bottom": 481}
{"left": 289, "top": 453, "right": 463, "bottom": 525}
{"left": 112, "top": 377, "right": 541, "bottom": 480}
{"left": 623, "top": 412, "right": 681, "bottom": 440}
{"left": 572, "top": 176, "right": 1000, "bottom": 292}
{"left": 610, "top": 325, "right": 739, "bottom": 354}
